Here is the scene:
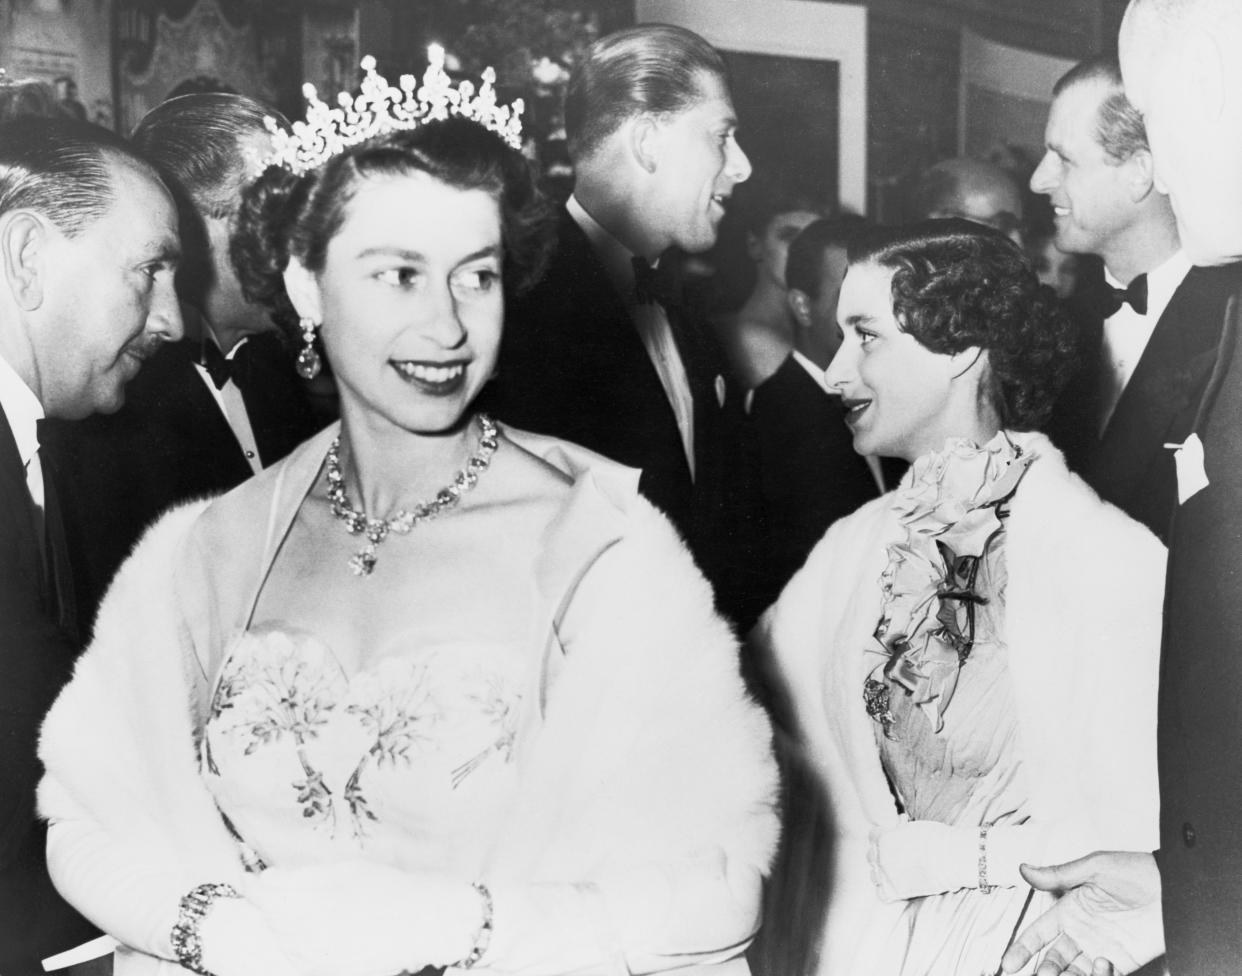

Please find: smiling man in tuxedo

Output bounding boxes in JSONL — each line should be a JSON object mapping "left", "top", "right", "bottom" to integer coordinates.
{"left": 0, "top": 116, "right": 182, "bottom": 974}
{"left": 487, "top": 24, "right": 763, "bottom": 627}
{"left": 1031, "top": 55, "right": 1242, "bottom": 541}
{"left": 1002, "top": 2, "right": 1242, "bottom": 974}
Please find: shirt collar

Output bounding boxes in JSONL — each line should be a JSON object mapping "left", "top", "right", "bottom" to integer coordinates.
{"left": 791, "top": 349, "right": 834, "bottom": 395}
{"left": 0, "top": 352, "right": 44, "bottom": 467}
{"left": 566, "top": 194, "right": 650, "bottom": 305}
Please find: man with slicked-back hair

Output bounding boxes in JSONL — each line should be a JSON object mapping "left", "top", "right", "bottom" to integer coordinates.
{"left": 0, "top": 115, "right": 182, "bottom": 974}
{"left": 486, "top": 24, "right": 763, "bottom": 628}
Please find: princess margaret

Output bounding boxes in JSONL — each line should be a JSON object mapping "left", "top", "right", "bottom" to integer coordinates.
{"left": 754, "top": 220, "right": 1164, "bottom": 976}
{"left": 38, "top": 55, "right": 777, "bottom": 976}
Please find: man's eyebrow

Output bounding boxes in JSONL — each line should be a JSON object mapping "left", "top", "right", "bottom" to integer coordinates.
{"left": 150, "top": 240, "right": 181, "bottom": 264}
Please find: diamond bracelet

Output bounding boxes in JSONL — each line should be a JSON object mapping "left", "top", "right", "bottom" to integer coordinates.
{"left": 169, "top": 882, "right": 241, "bottom": 975}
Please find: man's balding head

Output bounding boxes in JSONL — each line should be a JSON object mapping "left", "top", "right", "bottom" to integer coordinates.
{"left": 0, "top": 116, "right": 162, "bottom": 236}
{"left": 910, "top": 158, "right": 1024, "bottom": 244}
{"left": 1121, "top": 0, "right": 1242, "bottom": 263}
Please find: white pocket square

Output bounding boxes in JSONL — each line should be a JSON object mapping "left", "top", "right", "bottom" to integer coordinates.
{"left": 1166, "top": 433, "right": 1210, "bottom": 505}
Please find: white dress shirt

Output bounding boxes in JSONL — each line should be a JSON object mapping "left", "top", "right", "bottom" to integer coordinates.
{"left": 566, "top": 195, "right": 697, "bottom": 479}
{"left": 192, "top": 335, "right": 264, "bottom": 475}
{"left": 1099, "top": 250, "right": 1192, "bottom": 432}
{"left": 0, "top": 352, "right": 46, "bottom": 513}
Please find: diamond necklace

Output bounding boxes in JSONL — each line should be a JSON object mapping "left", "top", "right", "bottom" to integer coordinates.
{"left": 325, "top": 413, "right": 500, "bottom": 577}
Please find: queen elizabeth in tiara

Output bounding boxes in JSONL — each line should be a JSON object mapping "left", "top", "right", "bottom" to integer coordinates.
{"left": 37, "top": 52, "right": 778, "bottom": 976}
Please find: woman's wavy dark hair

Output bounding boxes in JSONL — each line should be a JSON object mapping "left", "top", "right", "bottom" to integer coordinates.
{"left": 848, "top": 218, "right": 1078, "bottom": 430}
{"left": 231, "top": 116, "right": 554, "bottom": 340}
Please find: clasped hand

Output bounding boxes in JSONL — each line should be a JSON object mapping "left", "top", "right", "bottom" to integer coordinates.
{"left": 240, "top": 860, "right": 480, "bottom": 976}
{"left": 999, "top": 851, "right": 1163, "bottom": 976}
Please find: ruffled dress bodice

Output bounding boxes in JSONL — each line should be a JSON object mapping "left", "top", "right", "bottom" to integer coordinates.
{"left": 200, "top": 625, "right": 531, "bottom": 877}
{"left": 874, "top": 537, "right": 1038, "bottom": 974}
{"left": 863, "top": 434, "right": 1040, "bottom": 975}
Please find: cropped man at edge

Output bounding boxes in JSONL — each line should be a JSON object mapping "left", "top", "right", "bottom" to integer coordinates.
{"left": 0, "top": 116, "right": 181, "bottom": 975}
{"left": 1032, "top": 55, "right": 1242, "bottom": 541}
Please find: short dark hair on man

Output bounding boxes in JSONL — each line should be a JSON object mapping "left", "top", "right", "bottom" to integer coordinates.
{"left": 785, "top": 215, "right": 871, "bottom": 298}
{"left": 564, "top": 24, "right": 727, "bottom": 163}
{"left": 0, "top": 116, "right": 161, "bottom": 236}
{"left": 1053, "top": 56, "right": 1148, "bottom": 162}
{"left": 132, "top": 93, "right": 286, "bottom": 220}
{"left": 850, "top": 218, "right": 1077, "bottom": 430}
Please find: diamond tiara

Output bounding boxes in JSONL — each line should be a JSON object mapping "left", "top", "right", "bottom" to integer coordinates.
{"left": 264, "top": 45, "right": 525, "bottom": 175}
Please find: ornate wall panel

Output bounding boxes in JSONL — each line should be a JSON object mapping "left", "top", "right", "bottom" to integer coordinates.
{"left": 117, "top": 0, "right": 276, "bottom": 133}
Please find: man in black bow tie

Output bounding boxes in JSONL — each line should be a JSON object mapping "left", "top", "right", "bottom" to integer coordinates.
{"left": 1031, "top": 55, "right": 1242, "bottom": 540}
{"left": 44, "top": 94, "right": 325, "bottom": 630}
{"left": 487, "top": 24, "right": 766, "bottom": 628}
{"left": 0, "top": 117, "right": 183, "bottom": 974}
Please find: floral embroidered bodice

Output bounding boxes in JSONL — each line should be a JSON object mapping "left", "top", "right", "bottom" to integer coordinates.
{"left": 200, "top": 626, "right": 527, "bottom": 875}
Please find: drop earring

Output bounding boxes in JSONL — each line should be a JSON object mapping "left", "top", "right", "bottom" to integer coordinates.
{"left": 296, "top": 316, "right": 321, "bottom": 379}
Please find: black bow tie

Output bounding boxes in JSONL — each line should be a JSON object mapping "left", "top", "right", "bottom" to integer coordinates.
{"left": 1089, "top": 273, "right": 1149, "bottom": 318}
{"left": 200, "top": 338, "right": 249, "bottom": 390}
{"left": 631, "top": 256, "right": 682, "bottom": 309}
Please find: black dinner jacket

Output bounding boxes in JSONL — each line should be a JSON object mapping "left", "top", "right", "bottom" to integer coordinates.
{"left": 749, "top": 354, "right": 880, "bottom": 608}
{"left": 485, "top": 206, "right": 760, "bottom": 627}
{"left": 1050, "top": 262, "right": 1242, "bottom": 542}
{"left": 0, "top": 408, "right": 98, "bottom": 975}
{"left": 1157, "top": 281, "right": 1242, "bottom": 976}
{"left": 43, "top": 332, "right": 325, "bottom": 634}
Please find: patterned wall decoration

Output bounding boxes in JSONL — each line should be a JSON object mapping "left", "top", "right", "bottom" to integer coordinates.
{"left": 116, "top": 0, "right": 275, "bottom": 133}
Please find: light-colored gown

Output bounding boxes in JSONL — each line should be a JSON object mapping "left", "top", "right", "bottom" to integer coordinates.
{"left": 37, "top": 425, "right": 780, "bottom": 976}
{"left": 750, "top": 431, "right": 1163, "bottom": 976}
{"left": 873, "top": 535, "right": 1046, "bottom": 975}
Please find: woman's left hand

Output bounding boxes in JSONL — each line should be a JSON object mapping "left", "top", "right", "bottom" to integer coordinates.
{"left": 245, "top": 861, "right": 484, "bottom": 976}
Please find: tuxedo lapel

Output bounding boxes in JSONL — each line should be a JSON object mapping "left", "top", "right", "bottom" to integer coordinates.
{"left": 1096, "top": 266, "right": 1237, "bottom": 487}
{"left": 554, "top": 213, "right": 695, "bottom": 492}
{"left": 236, "top": 334, "right": 312, "bottom": 464}
{"left": 0, "top": 409, "right": 43, "bottom": 604}
{"left": 37, "top": 447, "right": 78, "bottom": 645}
{"left": 162, "top": 342, "right": 256, "bottom": 481}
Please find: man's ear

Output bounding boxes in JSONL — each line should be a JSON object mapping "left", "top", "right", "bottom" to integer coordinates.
{"left": 0, "top": 211, "right": 48, "bottom": 311}
{"left": 787, "top": 288, "right": 812, "bottom": 329}
{"left": 282, "top": 255, "right": 323, "bottom": 324}
{"left": 1126, "top": 149, "right": 1158, "bottom": 202}
{"left": 627, "top": 114, "right": 662, "bottom": 175}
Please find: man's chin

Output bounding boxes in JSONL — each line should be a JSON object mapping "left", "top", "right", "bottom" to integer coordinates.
{"left": 89, "top": 377, "right": 130, "bottom": 417}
